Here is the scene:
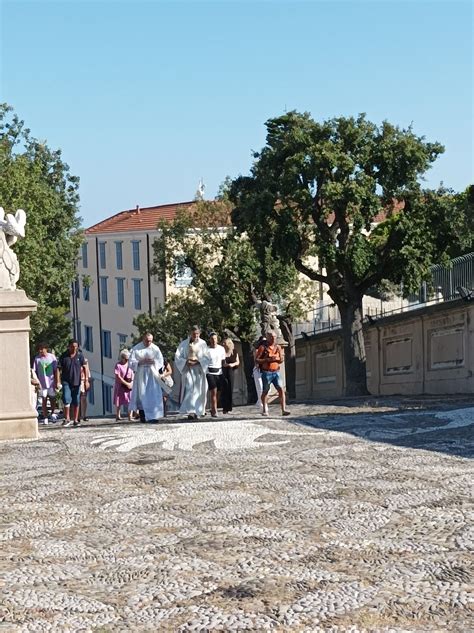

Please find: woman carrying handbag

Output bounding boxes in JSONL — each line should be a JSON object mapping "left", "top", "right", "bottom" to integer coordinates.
{"left": 113, "top": 349, "right": 135, "bottom": 421}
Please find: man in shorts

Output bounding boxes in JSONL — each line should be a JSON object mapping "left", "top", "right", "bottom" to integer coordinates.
{"left": 32, "top": 342, "right": 59, "bottom": 422}
{"left": 58, "top": 339, "right": 88, "bottom": 427}
{"left": 255, "top": 330, "right": 290, "bottom": 417}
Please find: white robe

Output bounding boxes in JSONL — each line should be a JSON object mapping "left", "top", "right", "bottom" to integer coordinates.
{"left": 175, "top": 337, "right": 210, "bottom": 417}
{"left": 253, "top": 366, "right": 264, "bottom": 411}
{"left": 128, "top": 342, "right": 164, "bottom": 420}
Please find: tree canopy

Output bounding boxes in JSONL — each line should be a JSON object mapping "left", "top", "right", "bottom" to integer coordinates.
{"left": 0, "top": 104, "right": 82, "bottom": 352}
{"left": 139, "top": 197, "right": 316, "bottom": 400}
{"left": 230, "top": 111, "right": 473, "bottom": 395}
{"left": 151, "top": 198, "right": 315, "bottom": 341}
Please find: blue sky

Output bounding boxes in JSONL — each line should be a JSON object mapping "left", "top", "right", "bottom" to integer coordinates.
{"left": 1, "top": 0, "right": 472, "bottom": 228}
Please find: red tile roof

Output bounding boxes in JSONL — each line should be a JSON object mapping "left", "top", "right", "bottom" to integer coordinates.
{"left": 85, "top": 201, "right": 196, "bottom": 235}
{"left": 326, "top": 200, "right": 404, "bottom": 225}
{"left": 86, "top": 199, "right": 403, "bottom": 235}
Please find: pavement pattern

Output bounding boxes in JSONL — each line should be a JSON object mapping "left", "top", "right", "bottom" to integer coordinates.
{"left": 1, "top": 397, "right": 473, "bottom": 632}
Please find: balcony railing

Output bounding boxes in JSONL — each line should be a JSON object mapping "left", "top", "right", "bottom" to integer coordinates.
{"left": 295, "top": 252, "right": 474, "bottom": 337}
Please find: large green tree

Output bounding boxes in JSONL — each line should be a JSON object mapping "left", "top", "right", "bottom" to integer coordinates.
{"left": 0, "top": 104, "right": 82, "bottom": 352}
{"left": 230, "top": 111, "right": 473, "bottom": 396}
{"left": 147, "top": 197, "right": 316, "bottom": 401}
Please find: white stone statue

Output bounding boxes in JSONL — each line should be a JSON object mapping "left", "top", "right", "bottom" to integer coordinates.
{"left": 258, "top": 298, "right": 282, "bottom": 339}
{"left": 251, "top": 289, "right": 283, "bottom": 341}
{"left": 196, "top": 178, "right": 205, "bottom": 200}
{"left": 0, "top": 207, "right": 26, "bottom": 290}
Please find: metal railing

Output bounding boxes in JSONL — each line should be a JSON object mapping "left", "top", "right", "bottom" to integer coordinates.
{"left": 410, "top": 252, "right": 474, "bottom": 303}
{"left": 295, "top": 252, "right": 474, "bottom": 337}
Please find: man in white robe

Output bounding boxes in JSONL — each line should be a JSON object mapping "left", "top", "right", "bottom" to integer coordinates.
{"left": 128, "top": 332, "right": 164, "bottom": 422}
{"left": 175, "top": 325, "right": 210, "bottom": 419}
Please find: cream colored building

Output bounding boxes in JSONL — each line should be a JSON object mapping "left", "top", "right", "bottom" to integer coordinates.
{"left": 72, "top": 202, "right": 195, "bottom": 416}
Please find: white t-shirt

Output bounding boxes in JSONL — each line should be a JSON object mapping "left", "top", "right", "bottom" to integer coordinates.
{"left": 207, "top": 345, "right": 226, "bottom": 375}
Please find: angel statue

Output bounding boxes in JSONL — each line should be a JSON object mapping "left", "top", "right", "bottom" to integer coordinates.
{"left": 195, "top": 178, "right": 206, "bottom": 200}
{"left": 251, "top": 286, "right": 283, "bottom": 340}
{"left": 0, "top": 207, "right": 27, "bottom": 290}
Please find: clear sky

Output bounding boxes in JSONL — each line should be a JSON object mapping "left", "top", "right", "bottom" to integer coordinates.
{"left": 1, "top": 0, "right": 472, "bottom": 228}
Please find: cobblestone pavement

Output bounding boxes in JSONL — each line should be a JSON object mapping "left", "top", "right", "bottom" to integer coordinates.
{"left": 1, "top": 397, "right": 473, "bottom": 632}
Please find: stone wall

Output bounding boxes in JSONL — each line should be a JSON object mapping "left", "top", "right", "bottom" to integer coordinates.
{"left": 295, "top": 299, "right": 474, "bottom": 398}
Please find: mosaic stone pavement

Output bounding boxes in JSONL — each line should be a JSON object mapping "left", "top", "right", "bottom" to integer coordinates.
{"left": 1, "top": 398, "right": 473, "bottom": 632}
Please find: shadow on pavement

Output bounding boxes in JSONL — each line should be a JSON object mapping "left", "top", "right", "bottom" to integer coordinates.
{"left": 288, "top": 400, "right": 474, "bottom": 459}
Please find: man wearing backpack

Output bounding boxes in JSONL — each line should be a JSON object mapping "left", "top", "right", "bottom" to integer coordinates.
{"left": 255, "top": 330, "right": 290, "bottom": 417}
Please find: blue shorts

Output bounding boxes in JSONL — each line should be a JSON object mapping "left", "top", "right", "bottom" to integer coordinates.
{"left": 261, "top": 370, "right": 282, "bottom": 393}
{"left": 62, "top": 382, "right": 80, "bottom": 406}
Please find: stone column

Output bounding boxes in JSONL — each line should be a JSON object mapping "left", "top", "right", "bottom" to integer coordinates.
{"left": 0, "top": 289, "right": 38, "bottom": 440}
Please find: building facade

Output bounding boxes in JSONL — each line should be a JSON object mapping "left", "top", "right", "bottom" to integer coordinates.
{"left": 72, "top": 202, "right": 194, "bottom": 416}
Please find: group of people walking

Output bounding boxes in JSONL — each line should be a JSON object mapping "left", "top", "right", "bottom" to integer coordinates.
{"left": 127, "top": 326, "right": 240, "bottom": 422}
{"left": 31, "top": 339, "right": 90, "bottom": 426}
{"left": 31, "top": 324, "right": 290, "bottom": 426}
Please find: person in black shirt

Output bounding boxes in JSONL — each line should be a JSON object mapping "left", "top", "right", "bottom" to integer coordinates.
{"left": 58, "top": 339, "right": 87, "bottom": 427}
{"left": 159, "top": 358, "right": 174, "bottom": 416}
{"left": 221, "top": 338, "right": 240, "bottom": 414}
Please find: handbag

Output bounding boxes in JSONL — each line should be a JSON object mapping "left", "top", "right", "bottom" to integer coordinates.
{"left": 157, "top": 374, "right": 173, "bottom": 395}
{"left": 123, "top": 370, "right": 133, "bottom": 392}
{"left": 162, "top": 375, "right": 174, "bottom": 388}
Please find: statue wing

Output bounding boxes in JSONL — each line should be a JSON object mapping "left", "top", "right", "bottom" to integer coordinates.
{"left": 5, "top": 209, "right": 26, "bottom": 238}
{"left": 0, "top": 234, "right": 16, "bottom": 272}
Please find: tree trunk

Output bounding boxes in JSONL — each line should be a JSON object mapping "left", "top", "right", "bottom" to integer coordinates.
{"left": 241, "top": 340, "right": 257, "bottom": 404}
{"left": 278, "top": 315, "right": 296, "bottom": 400}
{"left": 338, "top": 297, "right": 369, "bottom": 396}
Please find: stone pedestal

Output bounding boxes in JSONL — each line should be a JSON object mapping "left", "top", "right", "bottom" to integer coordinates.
{"left": 0, "top": 290, "right": 38, "bottom": 440}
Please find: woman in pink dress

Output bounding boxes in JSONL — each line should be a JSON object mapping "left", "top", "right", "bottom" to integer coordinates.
{"left": 113, "top": 350, "right": 135, "bottom": 421}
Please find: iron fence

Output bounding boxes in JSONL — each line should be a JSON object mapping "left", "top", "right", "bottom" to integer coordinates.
{"left": 295, "top": 252, "right": 474, "bottom": 337}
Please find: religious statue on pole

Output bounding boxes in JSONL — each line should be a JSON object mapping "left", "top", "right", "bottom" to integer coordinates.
{"left": 0, "top": 207, "right": 27, "bottom": 290}
{"left": 251, "top": 286, "right": 283, "bottom": 341}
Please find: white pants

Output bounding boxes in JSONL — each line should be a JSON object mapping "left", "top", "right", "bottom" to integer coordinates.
{"left": 253, "top": 367, "right": 263, "bottom": 410}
